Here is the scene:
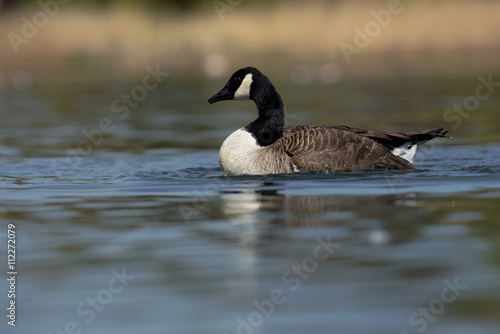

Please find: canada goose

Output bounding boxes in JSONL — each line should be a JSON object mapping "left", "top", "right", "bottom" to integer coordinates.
{"left": 208, "top": 67, "right": 449, "bottom": 175}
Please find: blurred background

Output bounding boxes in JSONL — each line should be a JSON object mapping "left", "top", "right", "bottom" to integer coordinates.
{"left": 1, "top": 1, "right": 500, "bottom": 334}
{"left": 1, "top": 0, "right": 499, "bottom": 145}
{"left": 1, "top": 0, "right": 500, "bottom": 78}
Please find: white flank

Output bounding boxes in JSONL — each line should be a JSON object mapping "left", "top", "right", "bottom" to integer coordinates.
{"left": 234, "top": 73, "right": 253, "bottom": 99}
{"left": 391, "top": 142, "right": 418, "bottom": 164}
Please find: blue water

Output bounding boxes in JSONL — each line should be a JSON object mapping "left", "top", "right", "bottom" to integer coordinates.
{"left": 0, "top": 73, "right": 499, "bottom": 334}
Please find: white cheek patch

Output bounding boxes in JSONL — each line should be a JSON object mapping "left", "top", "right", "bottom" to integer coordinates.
{"left": 234, "top": 73, "right": 253, "bottom": 100}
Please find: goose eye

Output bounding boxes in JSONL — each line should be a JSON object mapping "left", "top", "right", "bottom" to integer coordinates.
{"left": 234, "top": 77, "right": 242, "bottom": 84}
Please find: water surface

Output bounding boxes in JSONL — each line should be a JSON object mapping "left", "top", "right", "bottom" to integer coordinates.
{"left": 0, "top": 72, "right": 499, "bottom": 334}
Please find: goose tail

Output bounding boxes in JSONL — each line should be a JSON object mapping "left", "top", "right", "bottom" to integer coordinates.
{"left": 413, "top": 128, "right": 453, "bottom": 145}
{"left": 390, "top": 128, "right": 452, "bottom": 164}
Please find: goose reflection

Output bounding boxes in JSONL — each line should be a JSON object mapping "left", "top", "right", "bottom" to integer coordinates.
{"left": 220, "top": 182, "right": 424, "bottom": 245}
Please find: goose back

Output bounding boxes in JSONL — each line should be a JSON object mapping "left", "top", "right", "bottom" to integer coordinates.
{"left": 282, "top": 126, "right": 416, "bottom": 172}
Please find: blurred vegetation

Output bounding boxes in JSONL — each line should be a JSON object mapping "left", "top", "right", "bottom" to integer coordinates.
{"left": 0, "top": 0, "right": 275, "bottom": 11}
{"left": 0, "top": 0, "right": 499, "bottom": 78}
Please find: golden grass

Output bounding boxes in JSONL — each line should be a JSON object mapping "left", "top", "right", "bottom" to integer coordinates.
{"left": 0, "top": 0, "right": 499, "bottom": 76}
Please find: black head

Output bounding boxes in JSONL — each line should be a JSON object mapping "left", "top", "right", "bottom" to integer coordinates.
{"left": 208, "top": 67, "right": 262, "bottom": 104}
{"left": 209, "top": 67, "right": 285, "bottom": 146}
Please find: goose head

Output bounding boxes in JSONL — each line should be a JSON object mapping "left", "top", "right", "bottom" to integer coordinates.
{"left": 208, "top": 67, "right": 259, "bottom": 103}
{"left": 208, "top": 67, "right": 285, "bottom": 146}
{"left": 208, "top": 67, "right": 284, "bottom": 121}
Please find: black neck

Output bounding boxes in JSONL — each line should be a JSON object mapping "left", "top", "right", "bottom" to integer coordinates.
{"left": 245, "top": 82, "right": 285, "bottom": 146}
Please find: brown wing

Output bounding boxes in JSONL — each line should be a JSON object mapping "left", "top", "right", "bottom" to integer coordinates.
{"left": 332, "top": 126, "right": 450, "bottom": 150}
{"left": 282, "top": 126, "right": 416, "bottom": 172}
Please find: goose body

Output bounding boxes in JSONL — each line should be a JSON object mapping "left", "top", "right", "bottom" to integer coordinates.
{"left": 209, "top": 67, "right": 449, "bottom": 176}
